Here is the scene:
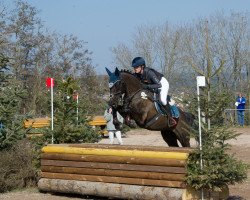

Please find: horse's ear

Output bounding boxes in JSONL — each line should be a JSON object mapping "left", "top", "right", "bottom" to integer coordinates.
{"left": 114, "top": 67, "right": 120, "bottom": 77}
{"left": 105, "top": 67, "right": 112, "bottom": 76}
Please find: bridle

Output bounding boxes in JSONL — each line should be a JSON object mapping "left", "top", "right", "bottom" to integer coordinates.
{"left": 109, "top": 80, "right": 125, "bottom": 107}
{"left": 109, "top": 79, "right": 142, "bottom": 111}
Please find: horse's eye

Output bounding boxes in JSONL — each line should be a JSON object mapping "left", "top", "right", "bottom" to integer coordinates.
{"left": 110, "top": 94, "right": 113, "bottom": 98}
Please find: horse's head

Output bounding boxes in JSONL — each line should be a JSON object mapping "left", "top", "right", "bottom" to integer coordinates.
{"left": 105, "top": 67, "right": 126, "bottom": 109}
{"left": 105, "top": 67, "right": 142, "bottom": 110}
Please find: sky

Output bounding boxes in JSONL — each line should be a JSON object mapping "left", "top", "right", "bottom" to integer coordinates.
{"left": 4, "top": 0, "right": 250, "bottom": 74}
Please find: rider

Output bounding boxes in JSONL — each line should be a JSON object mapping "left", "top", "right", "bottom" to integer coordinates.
{"left": 131, "top": 57, "right": 177, "bottom": 127}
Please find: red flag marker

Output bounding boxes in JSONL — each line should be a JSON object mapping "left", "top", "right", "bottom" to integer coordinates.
{"left": 46, "top": 78, "right": 54, "bottom": 88}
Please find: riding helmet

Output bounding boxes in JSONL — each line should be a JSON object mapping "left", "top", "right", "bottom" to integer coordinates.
{"left": 131, "top": 57, "right": 145, "bottom": 68}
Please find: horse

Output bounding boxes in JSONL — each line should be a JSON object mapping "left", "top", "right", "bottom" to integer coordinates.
{"left": 106, "top": 67, "right": 194, "bottom": 147}
{"left": 106, "top": 68, "right": 194, "bottom": 147}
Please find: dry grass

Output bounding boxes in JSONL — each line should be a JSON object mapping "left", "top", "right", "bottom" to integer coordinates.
{"left": 0, "top": 139, "right": 38, "bottom": 192}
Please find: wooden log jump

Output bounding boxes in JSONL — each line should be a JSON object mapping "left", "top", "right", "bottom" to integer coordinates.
{"left": 24, "top": 117, "right": 50, "bottom": 138}
{"left": 38, "top": 144, "right": 229, "bottom": 199}
{"left": 38, "top": 144, "right": 190, "bottom": 199}
{"left": 24, "top": 118, "right": 50, "bottom": 128}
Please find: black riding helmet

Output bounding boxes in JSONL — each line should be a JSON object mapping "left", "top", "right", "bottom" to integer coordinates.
{"left": 132, "top": 57, "right": 145, "bottom": 68}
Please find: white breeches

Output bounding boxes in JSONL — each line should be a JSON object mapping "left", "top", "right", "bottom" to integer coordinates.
{"left": 160, "top": 77, "right": 169, "bottom": 106}
{"left": 108, "top": 131, "right": 123, "bottom": 145}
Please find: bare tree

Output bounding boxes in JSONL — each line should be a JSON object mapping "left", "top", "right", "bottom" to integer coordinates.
{"left": 111, "top": 43, "right": 132, "bottom": 70}
{"left": 154, "top": 23, "right": 185, "bottom": 85}
{"left": 111, "top": 23, "right": 187, "bottom": 92}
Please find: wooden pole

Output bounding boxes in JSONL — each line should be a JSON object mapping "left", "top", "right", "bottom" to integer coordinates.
{"left": 41, "top": 153, "right": 187, "bottom": 167}
{"left": 41, "top": 166, "right": 185, "bottom": 181}
{"left": 66, "top": 143, "right": 193, "bottom": 153}
{"left": 42, "top": 146, "right": 188, "bottom": 160}
{"left": 41, "top": 159, "right": 186, "bottom": 174}
{"left": 38, "top": 178, "right": 184, "bottom": 200}
{"left": 41, "top": 172, "right": 186, "bottom": 188}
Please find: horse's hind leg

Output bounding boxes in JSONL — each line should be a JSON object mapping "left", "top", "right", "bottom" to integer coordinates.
{"left": 161, "top": 130, "right": 179, "bottom": 147}
{"left": 174, "top": 128, "right": 190, "bottom": 147}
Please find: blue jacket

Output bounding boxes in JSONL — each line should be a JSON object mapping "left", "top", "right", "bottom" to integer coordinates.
{"left": 236, "top": 96, "right": 246, "bottom": 110}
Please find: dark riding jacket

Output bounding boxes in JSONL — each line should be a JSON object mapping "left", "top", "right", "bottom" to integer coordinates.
{"left": 135, "top": 67, "right": 164, "bottom": 90}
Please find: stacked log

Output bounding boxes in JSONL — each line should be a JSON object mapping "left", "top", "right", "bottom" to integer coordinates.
{"left": 88, "top": 116, "right": 108, "bottom": 136}
{"left": 88, "top": 116, "right": 107, "bottom": 126}
{"left": 24, "top": 118, "right": 50, "bottom": 128}
{"left": 24, "top": 118, "right": 50, "bottom": 138}
{"left": 38, "top": 144, "right": 192, "bottom": 199}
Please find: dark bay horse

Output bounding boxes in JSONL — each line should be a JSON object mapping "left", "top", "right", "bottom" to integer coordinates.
{"left": 106, "top": 67, "right": 194, "bottom": 147}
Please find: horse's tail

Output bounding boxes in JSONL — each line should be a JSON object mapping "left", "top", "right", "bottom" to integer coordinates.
{"left": 184, "top": 112, "right": 197, "bottom": 130}
{"left": 172, "top": 110, "right": 195, "bottom": 147}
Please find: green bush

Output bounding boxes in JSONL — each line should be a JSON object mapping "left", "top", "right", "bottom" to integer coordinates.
{"left": 44, "top": 124, "right": 101, "bottom": 144}
{"left": 45, "top": 77, "right": 102, "bottom": 144}
{"left": 0, "top": 139, "right": 38, "bottom": 192}
{"left": 186, "top": 126, "right": 249, "bottom": 190}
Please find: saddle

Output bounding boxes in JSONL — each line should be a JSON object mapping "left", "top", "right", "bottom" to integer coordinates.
{"left": 154, "top": 93, "right": 179, "bottom": 116}
{"left": 123, "top": 89, "right": 179, "bottom": 130}
{"left": 145, "top": 92, "right": 179, "bottom": 130}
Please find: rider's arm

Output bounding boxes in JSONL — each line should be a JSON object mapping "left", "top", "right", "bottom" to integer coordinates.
{"left": 241, "top": 97, "right": 246, "bottom": 105}
{"left": 146, "top": 70, "right": 162, "bottom": 89}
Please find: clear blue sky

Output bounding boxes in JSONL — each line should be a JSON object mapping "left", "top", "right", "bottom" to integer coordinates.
{"left": 5, "top": 0, "right": 250, "bottom": 74}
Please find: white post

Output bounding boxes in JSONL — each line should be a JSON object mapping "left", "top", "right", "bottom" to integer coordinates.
{"left": 51, "top": 78, "right": 54, "bottom": 144}
{"left": 197, "top": 82, "right": 203, "bottom": 165}
{"left": 76, "top": 94, "right": 79, "bottom": 125}
{"left": 197, "top": 76, "right": 206, "bottom": 200}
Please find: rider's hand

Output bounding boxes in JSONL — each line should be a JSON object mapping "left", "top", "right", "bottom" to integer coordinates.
{"left": 108, "top": 107, "right": 113, "bottom": 113}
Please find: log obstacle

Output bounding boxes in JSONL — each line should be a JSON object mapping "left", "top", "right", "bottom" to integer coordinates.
{"left": 88, "top": 115, "right": 107, "bottom": 126}
{"left": 24, "top": 118, "right": 50, "bottom": 128}
{"left": 88, "top": 116, "right": 108, "bottom": 136}
{"left": 38, "top": 144, "right": 228, "bottom": 200}
{"left": 24, "top": 117, "right": 50, "bottom": 138}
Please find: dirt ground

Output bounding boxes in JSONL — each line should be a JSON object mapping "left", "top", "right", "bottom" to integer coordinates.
{"left": 0, "top": 127, "right": 249, "bottom": 200}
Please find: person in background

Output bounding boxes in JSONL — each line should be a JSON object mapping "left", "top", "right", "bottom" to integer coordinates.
{"left": 235, "top": 93, "right": 246, "bottom": 127}
{"left": 104, "top": 106, "right": 123, "bottom": 145}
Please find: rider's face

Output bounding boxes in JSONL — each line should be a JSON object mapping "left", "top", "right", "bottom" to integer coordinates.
{"left": 134, "top": 66, "right": 143, "bottom": 74}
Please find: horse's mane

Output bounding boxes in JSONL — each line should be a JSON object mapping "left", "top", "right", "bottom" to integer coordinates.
{"left": 120, "top": 69, "right": 134, "bottom": 76}
{"left": 120, "top": 69, "right": 140, "bottom": 80}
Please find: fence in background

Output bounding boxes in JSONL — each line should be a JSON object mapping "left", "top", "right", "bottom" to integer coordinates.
{"left": 223, "top": 109, "right": 250, "bottom": 126}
